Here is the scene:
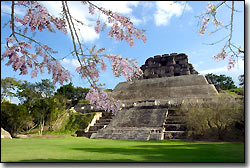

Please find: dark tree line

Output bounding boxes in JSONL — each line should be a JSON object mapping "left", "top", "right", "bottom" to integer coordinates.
{"left": 1, "top": 78, "right": 91, "bottom": 136}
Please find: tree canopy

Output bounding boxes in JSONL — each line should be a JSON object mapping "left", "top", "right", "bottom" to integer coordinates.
{"left": 205, "top": 73, "right": 237, "bottom": 90}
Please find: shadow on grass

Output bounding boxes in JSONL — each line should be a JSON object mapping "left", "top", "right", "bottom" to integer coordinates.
{"left": 70, "top": 143, "right": 244, "bottom": 162}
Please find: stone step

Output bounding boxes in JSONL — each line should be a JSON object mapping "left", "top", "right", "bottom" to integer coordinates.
{"left": 167, "top": 110, "right": 185, "bottom": 116}
{"left": 164, "top": 120, "right": 185, "bottom": 124}
{"left": 89, "top": 125, "right": 105, "bottom": 131}
{"left": 92, "top": 128, "right": 151, "bottom": 140}
{"left": 164, "top": 131, "right": 186, "bottom": 139}
{"left": 94, "top": 122, "right": 110, "bottom": 126}
{"left": 164, "top": 124, "right": 186, "bottom": 131}
{"left": 75, "top": 130, "right": 93, "bottom": 138}
{"left": 96, "top": 119, "right": 112, "bottom": 123}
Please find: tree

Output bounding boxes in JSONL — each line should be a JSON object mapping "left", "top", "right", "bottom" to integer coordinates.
{"left": 181, "top": 94, "right": 244, "bottom": 140}
{"left": 205, "top": 73, "right": 237, "bottom": 90}
{"left": 35, "top": 79, "right": 55, "bottom": 98}
{"left": 1, "top": 77, "right": 21, "bottom": 102}
{"left": 55, "top": 82, "right": 75, "bottom": 99}
{"left": 1, "top": 101, "right": 33, "bottom": 135}
{"left": 56, "top": 83, "right": 90, "bottom": 100}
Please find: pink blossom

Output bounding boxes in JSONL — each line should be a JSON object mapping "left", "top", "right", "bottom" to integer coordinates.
{"left": 81, "top": 1, "right": 87, "bottom": 5}
{"left": 227, "top": 56, "right": 235, "bottom": 70}
{"left": 16, "top": 1, "right": 30, "bottom": 5}
{"left": 95, "top": 20, "right": 101, "bottom": 33}
{"left": 31, "top": 69, "right": 38, "bottom": 78}
{"left": 213, "top": 47, "right": 227, "bottom": 61}
{"left": 88, "top": 5, "right": 95, "bottom": 15}
{"left": 6, "top": 37, "right": 16, "bottom": 43}
{"left": 86, "top": 89, "right": 120, "bottom": 114}
{"left": 100, "top": 60, "right": 107, "bottom": 71}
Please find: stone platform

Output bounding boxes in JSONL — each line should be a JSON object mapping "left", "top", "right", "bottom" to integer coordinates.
{"left": 111, "top": 74, "right": 218, "bottom": 103}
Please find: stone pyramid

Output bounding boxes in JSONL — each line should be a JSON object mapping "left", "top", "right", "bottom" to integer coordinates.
{"left": 91, "top": 53, "right": 218, "bottom": 140}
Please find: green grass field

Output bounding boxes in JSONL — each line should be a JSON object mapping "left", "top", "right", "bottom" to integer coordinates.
{"left": 1, "top": 137, "right": 244, "bottom": 162}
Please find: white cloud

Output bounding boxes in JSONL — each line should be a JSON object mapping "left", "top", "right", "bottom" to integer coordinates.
{"left": 72, "top": 58, "right": 80, "bottom": 67}
{"left": 95, "top": 1, "right": 139, "bottom": 14}
{"left": 141, "top": 2, "right": 154, "bottom": 9}
{"left": 1, "top": 2, "right": 25, "bottom": 16}
{"left": 199, "top": 66, "right": 228, "bottom": 74}
{"left": 154, "top": 1, "right": 192, "bottom": 26}
{"left": 40, "top": 1, "right": 140, "bottom": 43}
{"left": 61, "top": 58, "right": 80, "bottom": 68}
{"left": 40, "top": 1, "right": 99, "bottom": 43}
{"left": 199, "top": 59, "right": 244, "bottom": 75}
{"left": 130, "top": 16, "right": 143, "bottom": 26}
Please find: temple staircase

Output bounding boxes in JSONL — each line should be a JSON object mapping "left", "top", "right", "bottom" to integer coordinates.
{"left": 76, "top": 112, "right": 114, "bottom": 138}
{"left": 164, "top": 109, "right": 187, "bottom": 139}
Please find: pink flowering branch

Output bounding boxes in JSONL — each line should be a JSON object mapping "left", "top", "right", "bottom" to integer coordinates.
{"left": 2, "top": 1, "right": 146, "bottom": 114}
{"left": 82, "top": 1, "right": 147, "bottom": 47}
{"left": 197, "top": 1, "right": 244, "bottom": 70}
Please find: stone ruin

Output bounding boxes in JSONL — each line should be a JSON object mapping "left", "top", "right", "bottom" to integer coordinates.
{"left": 80, "top": 53, "right": 219, "bottom": 141}
{"left": 140, "top": 53, "right": 198, "bottom": 79}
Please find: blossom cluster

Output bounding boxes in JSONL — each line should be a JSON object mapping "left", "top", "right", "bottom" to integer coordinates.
{"left": 227, "top": 56, "right": 235, "bottom": 70}
{"left": 106, "top": 54, "right": 143, "bottom": 81}
{"left": 199, "top": 2, "right": 223, "bottom": 35}
{"left": 15, "top": 1, "right": 67, "bottom": 33}
{"left": 213, "top": 47, "right": 227, "bottom": 61}
{"left": 76, "top": 61, "right": 100, "bottom": 82}
{"left": 81, "top": 2, "right": 146, "bottom": 47}
{"left": 85, "top": 89, "right": 120, "bottom": 114}
{"left": 2, "top": 38, "right": 71, "bottom": 85}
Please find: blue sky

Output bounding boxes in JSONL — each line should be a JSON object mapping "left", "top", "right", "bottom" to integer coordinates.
{"left": 1, "top": 1, "right": 245, "bottom": 95}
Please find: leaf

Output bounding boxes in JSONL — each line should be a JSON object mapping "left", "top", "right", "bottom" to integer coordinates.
{"left": 91, "top": 45, "right": 96, "bottom": 53}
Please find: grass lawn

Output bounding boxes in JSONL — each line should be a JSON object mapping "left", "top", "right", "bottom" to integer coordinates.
{"left": 1, "top": 136, "right": 244, "bottom": 162}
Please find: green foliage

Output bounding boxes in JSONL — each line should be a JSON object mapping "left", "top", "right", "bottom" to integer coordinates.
{"left": 104, "top": 89, "right": 113, "bottom": 92}
{"left": 1, "top": 77, "right": 21, "bottom": 102}
{"left": 55, "top": 82, "right": 74, "bottom": 99}
{"left": 17, "top": 79, "right": 55, "bottom": 103}
{"left": 181, "top": 94, "right": 244, "bottom": 140}
{"left": 226, "top": 88, "right": 244, "bottom": 97}
{"left": 35, "top": 79, "right": 55, "bottom": 98}
{"left": 205, "top": 73, "right": 237, "bottom": 90}
{"left": 64, "top": 113, "right": 95, "bottom": 131}
{"left": 78, "top": 99, "right": 90, "bottom": 104}
{"left": 1, "top": 101, "right": 32, "bottom": 135}
{"left": 55, "top": 83, "right": 90, "bottom": 100}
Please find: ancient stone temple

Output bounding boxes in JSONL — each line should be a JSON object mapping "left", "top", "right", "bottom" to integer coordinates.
{"left": 90, "top": 53, "right": 219, "bottom": 141}
{"left": 140, "top": 53, "right": 198, "bottom": 79}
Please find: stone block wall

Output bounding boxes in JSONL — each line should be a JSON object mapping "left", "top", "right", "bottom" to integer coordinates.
{"left": 140, "top": 53, "right": 198, "bottom": 79}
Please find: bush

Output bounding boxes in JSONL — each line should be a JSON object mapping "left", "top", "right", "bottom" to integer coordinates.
{"left": 180, "top": 94, "right": 244, "bottom": 141}
{"left": 64, "top": 112, "right": 95, "bottom": 131}
{"left": 226, "top": 88, "right": 244, "bottom": 96}
{"left": 78, "top": 99, "right": 90, "bottom": 104}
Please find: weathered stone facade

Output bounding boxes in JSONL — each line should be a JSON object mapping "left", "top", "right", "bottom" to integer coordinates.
{"left": 140, "top": 53, "right": 198, "bottom": 79}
